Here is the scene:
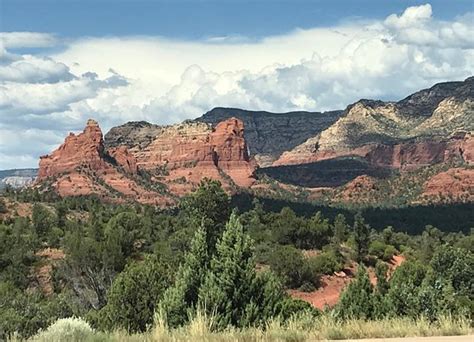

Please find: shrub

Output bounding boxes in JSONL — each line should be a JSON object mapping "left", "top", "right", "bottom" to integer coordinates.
{"left": 268, "top": 245, "right": 319, "bottom": 289}
{"left": 33, "top": 317, "right": 94, "bottom": 342}
{"left": 96, "top": 255, "right": 171, "bottom": 333}
{"left": 369, "top": 240, "right": 386, "bottom": 259}
{"left": 307, "top": 250, "right": 343, "bottom": 276}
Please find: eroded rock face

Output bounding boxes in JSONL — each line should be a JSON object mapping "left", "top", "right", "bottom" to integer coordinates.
{"left": 38, "top": 119, "right": 108, "bottom": 179}
{"left": 211, "top": 118, "right": 255, "bottom": 187}
{"left": 196, "top": 107, "right": 343, "bottom": 166}
{"left": 274, "top": 77, "right": 474, "bottom": 170}
{"left": 36, "top": 117, "right": 256, "bottom": 202}
{"left": 422, "top": 168, "right": 474, "bottom": 203}
{"left": 37, "top": 119, "right": 169, "bottom": 205}
{"left": 124, "top": 117, "right": 256, "bottom": 188}
{"left": 107, "top": 146, "right": 138, "bottom": 174}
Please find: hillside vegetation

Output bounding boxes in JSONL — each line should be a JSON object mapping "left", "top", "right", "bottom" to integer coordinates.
{"left": 0, "top": 180, "right": 472, "bottom": 341}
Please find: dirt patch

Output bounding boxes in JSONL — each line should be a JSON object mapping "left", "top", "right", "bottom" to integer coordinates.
{"left": 289, "top": 255, "right": 406, "bottom": 310}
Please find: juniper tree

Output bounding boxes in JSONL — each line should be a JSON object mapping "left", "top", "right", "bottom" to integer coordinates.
{"left": 335, "top": 265, "right": 374, "bottom": 319}
{"left": 157, "top": 227, "right": 209, "bottom": 328}
{"left": 98, "top": 255, "right": 171, "bottom": 333}
{"left": 198, "top": 213, "right": 286, "bottom": 329}
{"left": 353, "top": 212, "right": 370, "bottom": 263}
{"left": 332, "top": 213, "right": 348, "bottom": 245}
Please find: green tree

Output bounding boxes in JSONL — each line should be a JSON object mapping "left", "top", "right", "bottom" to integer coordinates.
{"left": 335, "top": 266, "right": 374, "bottom": 319}
{"left": 180, "top": 179, "right": 231, "bottom": 251}
{"left": 430, "top": 246, "right": 473, "bottom": 299}
{"left": 353, "top": 213, "right": 370, "bottom": 263}
{"left": 332, "top": 213, "right": 348, "bottom": 245}
{"left": 32, "top": 204, "right": 55, "bottom": 239}
{"left": 375, "top": 261, "right": 389, "bottom": 295}
{"left": 158, "top": 227, "right": 209, "bottom": 328}
{"left": 385, "top": 260, "right": 427, "bottom": 317}
{"left": 97, "top": 255, "right": 171, "bottom": 333}
{"left": 198, "top": 213, "right": 287, "bottom": 329}
{"left": 268, "top": 245, "right": 318, "bottom": 289}
{"left": 296, "top": 211, "right": 331, "bottom": 249}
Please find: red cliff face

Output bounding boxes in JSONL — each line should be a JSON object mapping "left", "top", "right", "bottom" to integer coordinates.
{"left": 38, "top": 119, "right": 108, "bottom": 179}
{"left": 107, "top": 146, "right": 138, "bottom": 174}
{"left": 36, "top": 117, "right": 256, "bottom": 202}
{"left": 211, "top": 118, "right": 255, "bottom": 187}
{"left": 125, "top": 117, "right": 255, "bottom": 190}
{"left": 275, "top": 134, "right": 473, "bottom": 171}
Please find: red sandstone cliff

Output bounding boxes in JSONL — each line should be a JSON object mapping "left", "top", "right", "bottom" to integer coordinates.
{"left": 36, "top": 117, "right": 255, "bottom": 202}
{"left": 38, "top": 119, "right": 108, "bottom": 179}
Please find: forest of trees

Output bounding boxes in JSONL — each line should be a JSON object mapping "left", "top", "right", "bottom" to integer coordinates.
{"left": 0, "top": 180, "right": 472, "bottom": 339}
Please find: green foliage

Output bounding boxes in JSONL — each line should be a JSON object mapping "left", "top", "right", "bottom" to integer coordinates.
{"left": 335, "top": 266, "right": 374, "bottom": 319}
{"left": 353, "top": 213, "right": 370, "bottom": 262}
{"left": 429, "top": 246, "right": 474, "bottom": 299}
{"left": 375, "top": 261, "right": 389, "bottom": 295}
{"left": 332, "top": 213, "right": 348, "bottom": 244}
{"left": 158, "top": 227, "right": 209, "bottom": 328}
{"left": 96, "top": 255, "right": 171, "bottom": 333}
{"left": 268, "top": 245, "right": 319, "bottom": 290}
{"left": 308, "top": 249, "right": 344, "bottom": 276}
{"left": 32, "top": 203, "right": 56, "bottom": 239}
{"left": 0, "top": 282, "right": 77, "bottom": 340}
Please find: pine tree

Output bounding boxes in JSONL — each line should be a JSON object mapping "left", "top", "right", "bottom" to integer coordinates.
{"left": 335, "top": 265, "right": 374, "bottom": 319}
{"left": 353, "top": 212, "right": 370, "bottom": 263}
{"left": 157, "top": 227, "right": 209, "bottom": 328}
{"left": 375, "top": 261, "right": 389, "bottom": 295}
{"left": 197, "top": 213, "right": 257, "bottom": 329}
{"left": 332, "top": 213, "right": 348, "bottom": 245}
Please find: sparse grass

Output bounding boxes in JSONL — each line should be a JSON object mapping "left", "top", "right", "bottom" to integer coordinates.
{"left": 21, "top": 313, "right": 472, "bottom": 342}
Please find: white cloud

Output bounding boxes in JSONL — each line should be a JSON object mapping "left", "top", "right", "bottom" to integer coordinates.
{"left": 0, "top": 4, "right": 473, "bottom": 169}
{"left": 0, "top": 32, "right": 57, "bottom": 49}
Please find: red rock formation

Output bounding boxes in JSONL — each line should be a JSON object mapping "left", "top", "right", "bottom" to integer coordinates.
{"left": 38, "top": 119, "right": 108, "bottom": 179}
{"left": 421, "top": 168, "right": 474, "bottom": 203}
{"left": 211, "top": 118, "right": 256, "bottom": 187}
{"left": 275, "top": 133, "right": 473, "bottom": 171}
{"left": 37, "top": 119, "right": 170, "bottom": 205}
{"left": 107, "top": 146, "right": 138, "bottom": 174}
{"left": 126, "top": 117, "right": 255, "bottom": 188}
{"left": 36, "top": 117, "right": 255, "bottom": 202}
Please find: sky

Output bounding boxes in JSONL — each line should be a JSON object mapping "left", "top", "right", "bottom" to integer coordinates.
{"left": 0, "top": 1, "right": 473, "bottom": 169}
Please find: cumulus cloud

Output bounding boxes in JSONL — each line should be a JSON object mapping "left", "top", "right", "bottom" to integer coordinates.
{"left": 0, "top": 4, "right": 473, "bottom": 169}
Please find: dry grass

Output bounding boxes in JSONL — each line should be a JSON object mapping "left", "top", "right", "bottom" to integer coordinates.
{"left": 20, "top": 313, "right": 472, "bottom": 342}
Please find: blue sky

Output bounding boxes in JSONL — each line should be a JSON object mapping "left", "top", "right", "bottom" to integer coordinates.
{"left": 0, "top": 1, "right": 473, "bottom": 169}
{"left": 2, "top": 0, "right": 473, "bottom": 40}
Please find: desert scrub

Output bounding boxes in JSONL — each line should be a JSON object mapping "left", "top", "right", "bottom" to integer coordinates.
{"left": 29, "top": 317, "right": 96, "bottom": 342}
{"left": 22, "top": 312, "right": 470, "bottom": 342}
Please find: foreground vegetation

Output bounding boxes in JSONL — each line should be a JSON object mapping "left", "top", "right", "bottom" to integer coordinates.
{"left": 19, "top": 314, "right": 471, "bottom": 342}
{"left": 0, "top": 180, "right": 472, "bottom": 340}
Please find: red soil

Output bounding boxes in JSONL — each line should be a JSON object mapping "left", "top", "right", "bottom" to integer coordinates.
{"left": 289, "top": 255, "right": 406, "bottom": 310}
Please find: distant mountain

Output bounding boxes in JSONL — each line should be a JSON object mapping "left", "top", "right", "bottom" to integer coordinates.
{"left": 32, "top": 78, "right": 473, "bottom": 206}
{"left": 275, "top": 77, "right": 473, "bottom": 168}
{"left": 196, "top": 107, "right": 343, "bottom": 166}
{"left": 0, "top": 168, "right": 38, "bottom": 189}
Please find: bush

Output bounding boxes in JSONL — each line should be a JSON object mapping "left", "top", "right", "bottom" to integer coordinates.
{"left": 383, "top": 245, "right": 397, "bottom": 261}
{"left": 96, "top": 255, "right": 171, "bottom": 333}
{"left": 268, "top": 245, "right": 319, "bottom": 289}
{"left": 33, "top": 317, "right": 94, "bottom": 342}
{"left": 307, "top": 250, "right": 343, "bottom": 276}
{"left": 369, "top": 240, "right": 386, "bottom": 259}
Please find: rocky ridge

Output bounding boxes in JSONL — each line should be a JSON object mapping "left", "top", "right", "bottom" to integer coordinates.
{"left": 37, "top": 117, "right": 255, "bottom": 202}
{"left": 275, "top": 77, "right": 474, "bottom": 169}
